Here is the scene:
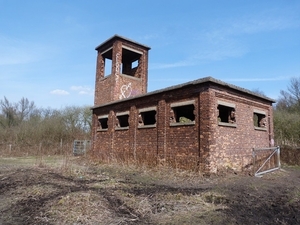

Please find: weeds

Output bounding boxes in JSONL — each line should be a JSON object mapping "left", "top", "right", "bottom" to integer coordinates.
{"left": 1, "top": 156, "right": 299, "bottom": 225}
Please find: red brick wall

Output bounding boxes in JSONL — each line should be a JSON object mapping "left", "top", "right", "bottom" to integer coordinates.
{"left": 92, "top": 87, "right": 202, "bottom": 170}
{"left": 209, "top": 87, "right": 274, "bottom": 173}
{"left": 117, "top": 75, "right": 145, "bottom": 100}
{"left": 92, "top": 83, "right": 274, "bottom": 173}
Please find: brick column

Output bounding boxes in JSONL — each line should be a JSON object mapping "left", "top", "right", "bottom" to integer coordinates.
{"left": 199, "top": 90, "right": 211, "bottom": 173}
{"left": 157, "top": 100, "right": 167, "bottom": 165}
{"left": 94, "top": 53, "right": 105, "bottom": 105}
{"left": 111, "top": 41, "right": 122, "bottom": 102}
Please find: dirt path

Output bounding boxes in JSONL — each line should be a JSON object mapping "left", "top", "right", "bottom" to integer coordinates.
{"left": 0, "top": 158, "right": 299, "bottom": 224}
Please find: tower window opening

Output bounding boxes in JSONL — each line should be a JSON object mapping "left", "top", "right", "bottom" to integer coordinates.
{"left": 104, "top": 58, "right": 112, "bottom": 76}
{"left": 121, "top": 48, "right": 141, "bottom": 77}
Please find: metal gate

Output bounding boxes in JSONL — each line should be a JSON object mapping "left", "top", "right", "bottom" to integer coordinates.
{"left": 252, "top": 146, "right": 281, "bottom": 177}
{"left": 73, "top": 140, "right": 91, "bottom": 156}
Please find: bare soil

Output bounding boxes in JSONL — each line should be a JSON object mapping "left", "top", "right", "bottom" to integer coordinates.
{"left": 0, "top": 156, "right": 299, "bottom": 225}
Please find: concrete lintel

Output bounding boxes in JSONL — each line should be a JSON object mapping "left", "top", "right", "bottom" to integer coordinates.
{"left": 139, "top": 106, "right": 157, "bottom": 113}
{"left": 171, "top": 100, "right": 195, "bottom": 108}
{"left": 217, "top": 100, "right": 235, "bottom": 108}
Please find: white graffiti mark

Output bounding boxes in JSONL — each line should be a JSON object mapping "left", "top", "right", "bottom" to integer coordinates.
{"left": 119, "top": 83, "right": 132, "bottom": 99}
{"left": 115, "top": 52, "right": 121, "bottom": 76}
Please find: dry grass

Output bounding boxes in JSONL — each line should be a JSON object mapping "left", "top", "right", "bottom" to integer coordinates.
{"left": 1, "top": 156, "right": 300, "bottom": 224}
{"left": 47, "top": 191, "right": 114, "bottom": 225}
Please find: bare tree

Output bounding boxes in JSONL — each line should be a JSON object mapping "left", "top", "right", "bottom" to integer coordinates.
{"left": 17, "top": 97, "right": 36, "bottom": 122}
{"left": 274, "top": 77, "right": 300, "bottom": 146}
{"left": 0, "top": 97, "right": 17, "bottom": 128}
{"left": 251, "top": 88, "right": 267, "bottom": 97}
{"left": 276, "top": 77, "right": 300, "bottom": 112}
{"left": 61, "top": 106, "right": 92, "bottom": 140}
{"left": 83, "top": 106, "right": 92, "bottom": 133}
{"left": 0, "top": 96, "right": 92, "bottom": 155}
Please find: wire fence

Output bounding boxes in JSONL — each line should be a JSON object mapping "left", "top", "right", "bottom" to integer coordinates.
{"left": 0, "top": 141, "right": 74, "bottom": 157}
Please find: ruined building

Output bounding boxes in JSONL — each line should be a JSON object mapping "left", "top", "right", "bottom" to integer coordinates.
{"left": 91, "top": 35, "right": 275, "bottom": 173}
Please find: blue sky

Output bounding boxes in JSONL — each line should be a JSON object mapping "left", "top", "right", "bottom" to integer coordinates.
{"left": 0, "top": 1, "right": 299, "bottom": 109}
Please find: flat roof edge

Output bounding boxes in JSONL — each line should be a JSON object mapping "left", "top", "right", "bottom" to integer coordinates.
{"left": 205, "top": 77, "right": 276, "bottom": 103}
{"left": 92, "top": 76, "right": 275, "bottom": 110}
{"left": 95, "top": 34, "right": 151, "bottom": 51}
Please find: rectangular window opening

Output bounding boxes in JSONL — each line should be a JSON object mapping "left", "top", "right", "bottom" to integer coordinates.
{"left": 104, "top": 58, "right": 112, "bottom": 76}
{"left": 116, "top": 114, "right": 129, "bottom": 128}
{"left": 121, "top": 47, "right": 142, "bottom": 77}
{"left": 218, "top": 105, "right": 236, "bottom": 124}
{"left": 98, "top": 117, "right": 108, "bottom": 130}
{"left": 139, "top": 110, "right": 156, "bottom": 126}
{"left": 121, "top": 59, "right": 140, "bottom": 77}
{"left": 253, "top": 112, "right": 267, "bottom": 129}
{"left": 170, "top": 104, "right": 195, "bottom": 124}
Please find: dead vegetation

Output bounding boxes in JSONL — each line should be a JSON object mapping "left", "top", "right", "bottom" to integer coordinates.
{"left": 0, "top": 156, "right": 300, "bottom": 225}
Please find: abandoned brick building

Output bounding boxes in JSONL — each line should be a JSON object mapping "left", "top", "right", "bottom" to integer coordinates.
{"left": 91, "top": 35, "right": 275, "bottom": 173}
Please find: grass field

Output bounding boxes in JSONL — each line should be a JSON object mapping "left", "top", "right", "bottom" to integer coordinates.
{"left": 0, "top": 155, "right": 299, "bottom": 224}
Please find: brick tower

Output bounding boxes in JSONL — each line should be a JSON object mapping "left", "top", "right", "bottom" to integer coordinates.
{"left": 94, "top": 35, "right": 151, "bottom": 105}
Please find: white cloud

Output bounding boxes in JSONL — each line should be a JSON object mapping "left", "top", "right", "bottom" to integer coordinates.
{"left": 50, "top": 89, "right": 70, "bottom": 95}
{"left": 70, "top": 85, "right": 93, "bottom": 95}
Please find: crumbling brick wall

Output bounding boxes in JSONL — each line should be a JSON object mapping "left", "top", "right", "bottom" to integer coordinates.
{"left": 208, "top": 85, "right": 274, "bottom": 173}
{"left": 92, "top": 81, "right": 273, "bottom": 173}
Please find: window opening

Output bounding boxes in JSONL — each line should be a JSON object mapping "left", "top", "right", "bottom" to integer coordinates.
{"left": 132, "top": 59, "right": 138, "bottom": 68}
{"left": 98, "top": 117, "right": 108, "bottom": 129}
{"left": 218, "top": 105, "right": 236, "bottom": 123}
{"left": 116, "top": 114, "right": 129, "bottom": 128}
{"left": 121, "top": 59, "right": 139, "bottom": 77}
{"left": 121, "top": 48, "right": 141, "bottom": 77}
{"left": 139, "top": 110, "right": 156, "bottom": 126}
{"left": 104, "top": 58, "right": 112, "bottom": 76}
{"left": 171, "top": 104, "right": 195, "bottom": 123}
{"left": 253, "top": 113, "right": 266, "bottom": 128}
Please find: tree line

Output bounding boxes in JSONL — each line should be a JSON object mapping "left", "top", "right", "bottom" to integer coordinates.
{"left": 274, "top": 77, "right": 300, "bottom": 147}
{"left": 0, "top": 97, "right": 92, "bottom": 155}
